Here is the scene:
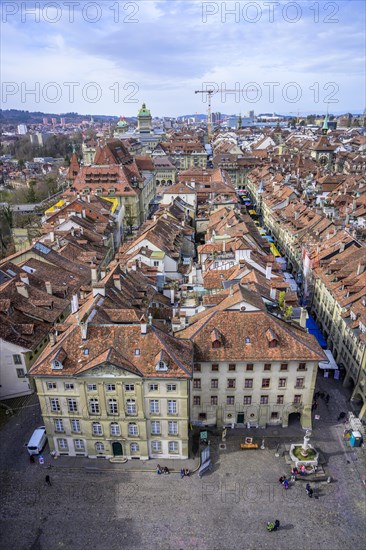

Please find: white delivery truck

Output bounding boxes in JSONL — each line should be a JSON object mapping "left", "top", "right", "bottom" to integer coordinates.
{"left": 27, "top": 426, "right": 47, "bottom": 455}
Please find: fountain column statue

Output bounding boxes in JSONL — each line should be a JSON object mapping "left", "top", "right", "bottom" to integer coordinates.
{"left": 301, "top": 430, "right": 312, "bottom": 457}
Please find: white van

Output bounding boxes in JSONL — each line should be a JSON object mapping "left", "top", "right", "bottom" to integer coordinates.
{"left": 27, "top": 426, "right": 47, "bottom": 455}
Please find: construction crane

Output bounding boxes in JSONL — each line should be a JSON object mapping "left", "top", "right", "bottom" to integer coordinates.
{"left": 195, "top": 87, "right": 258, "bottom": 142}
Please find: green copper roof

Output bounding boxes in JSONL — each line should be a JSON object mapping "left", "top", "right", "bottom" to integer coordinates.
{"left": 117, "top": 118, "right": 128, "bottom": 127}
{"left": 138, "top": 103, "right": 151, "bottom": 117}
{"left": 322, "top": 114, "right": 329, "bottom": 130}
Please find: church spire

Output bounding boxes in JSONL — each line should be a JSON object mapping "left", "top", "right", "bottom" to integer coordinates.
{"left": 322, "top": 106, "right": 329, "bottom": 135}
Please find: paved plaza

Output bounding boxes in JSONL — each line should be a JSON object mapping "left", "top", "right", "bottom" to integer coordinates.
{"left": 0, "top": 376, "right": 365, "bottom": 550}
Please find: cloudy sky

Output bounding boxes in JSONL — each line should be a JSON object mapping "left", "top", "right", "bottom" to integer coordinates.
{"left": 1, "top": 0, "right": 365, "bottom": 117}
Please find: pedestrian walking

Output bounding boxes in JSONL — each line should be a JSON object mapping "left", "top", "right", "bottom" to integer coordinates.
{"left": 337, "top": 411, "right": 346, "bottom": 421}
{"left": 45, "top": 475, "right": 52, "bottom": 486}
{"left": 29, "top": 455, "right": 35, "bottom": 464}
{"left": 325, "top": 394, "right": 330, "bottom": 404}
{"left": 283, "top": 478, "right": 289, "bottom": 490}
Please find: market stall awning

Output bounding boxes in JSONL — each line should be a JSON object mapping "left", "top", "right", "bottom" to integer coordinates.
{"left": 306, "top": 314, "right": 327, "bottom": 348}
{"left": 248, "top": 209, "right": 257, "bottom": 215}
{"left": 270, "top": 244, "right": 281, "bottom": 257}
{"left": 318, "top": 350, "right": 338, "bottom": 370}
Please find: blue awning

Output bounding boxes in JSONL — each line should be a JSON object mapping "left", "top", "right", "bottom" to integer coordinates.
{"left": 306, "top": 315, "right": 327, "bottom": 348}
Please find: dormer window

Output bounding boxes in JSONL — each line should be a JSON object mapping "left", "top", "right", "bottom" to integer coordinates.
{"left": 51, "top": 359, "right": 63, "bottom": 370}
{"left": 245, "top": 337, "right": 251, "bottom": 345}
{"left": 156, "top": 361, "right": 168, "bottom": 372}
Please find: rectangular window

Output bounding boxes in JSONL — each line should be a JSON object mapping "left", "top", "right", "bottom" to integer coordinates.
{"left": 167, "top": 400, "right": 177, "bottom": 414}
{"left": 193, "top": 379, "right": 201, "bottom": 389}
{"left": 124, "top": 384, "right": 134, "bottom": 392}
{"left": 135, "top": 349, "right": 140, "bottom": 356}
{"left": 193, "top": 363, "right": 201, "bottom": 372}
{"left": 50, "top": 398, "right": 60, "bottom": 412}
{"left": 13, "top": 354, "right": 22, "bottom": 365}
{"left": 108, "top": 399, "right": 118, "bottom": 415}
{"left": 278, "top": 378, "right": 287, "bottom": 388}
{"left": 277, "top": 395, "right": 284, "bottom": 405}
{"left": 87, "top": 384, "right": 97, "bottom": 391}
{"left": 149, "top": 384, "right": 159, "bottom": 391}
{"left": 92, "top": 422, "right": 103, "bottom": 436}
{"left": 243, "top": 396, "right": 252, "bottom": 405}
{"left": 126, "top": 399, "right": 136, "bottom": 415}
{"left": 244, "top": 378, "right": 253, "bottom": 389}
{"left": 294, "top": 395, "right": 302, "bottom": 404}
{"left": 57, "top": 438, "right": 68, "bottom": 451}
{"left": 280, "top": 363, "right": 288, "bottom": 371}
{"left": 110, "top": 423, "right": 120, "bottom": 436}
{"left": 271, "top": 412, "right": 279, "bottom": 419}
{"left": 168, "top": 441, "right": 178, "bottom": 453}
{"left": 211, "top": 379, "right": 218, "bottom": 389}
{"left": 106, "top": 384, "right": 116, "bottom": 391}
{"left": 168, "top": 421, "right": 178, "bottom": 435}
{"left": 74, "top": 439, "right": 85, "bottom": 451}
{"left": 166, "top": 384, "right": 176, "bottom": 392}
{"left": 151, "top": 420, "right": 161, "bottom": 435}
{"left": 89, "top": 398, "right": 100, "bottom": 414}
{"left": 226, "top": 396, "right": 235, "bottom": 405}
{"left": 64, "top": 383, "right": 74, "bottom": 390}
{"left": 211, "top": 396, "right": 218, "bottom": 405}
{"left": 298, "top": 363, "right": 306, "bottom": 371}
{"left": 16, "top": 368, "right": 25, "bottom": 378}
{"left": 264, "top": 364, "right": 271, "bottom": 371}
{"left": 193, "top": 395, "right": 201, "bottom": 406}
{"left": 150, "top": 400, "right": 159, "bottom": 414}
{"left": 47, "top": 382, "right": 57, "bottom": 390}
{"left": 227, "top": 379, "right": 236, "bottom": 389}
{"left": 246, "top": 364, "right": 254, "bottom": 371}
{"left": 260, "top": 395, "right": 269, "bottom": 404}
{"left": 67, "top": 399, "right": 78, "bottom": 413}
{"left": 228, "top": 363, "right": 236, "bottom": 371}
{"left": 54, "top": 419, "right": 64, "bottom": 432}
{"left": 262, "top": 378, "right": 270, "bottom": 388}
{"left": 296, "top": 378, "right": 304, "bottom": 389}
{"left": 211, "top": 364, "right": 219, "bottom": 371}
{"left": 71, "top": 419, "right": 81, "bottom": 433}
{"left": 128, "top": 423, "right": 138, "bottom": 436}
{"left": 151, "top": 441, "right": 162, "bottom": 453}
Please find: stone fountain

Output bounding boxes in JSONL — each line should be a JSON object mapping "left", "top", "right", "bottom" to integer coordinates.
{"left": 289, "top": 430, "right": 319, "bottom": 474}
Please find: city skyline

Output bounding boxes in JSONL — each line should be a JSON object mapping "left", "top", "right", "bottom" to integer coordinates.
{"left": 1, "top": 0, "right": 365, "bottom": 116}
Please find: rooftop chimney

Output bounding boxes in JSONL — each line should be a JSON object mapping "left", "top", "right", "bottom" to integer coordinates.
{"left": 49, "top": 331, "right": 56, "bottom": 346}
{"left": 20, "top": 272, "right": 29, "bottom": 285}
{"left": 356, "top": 263, "right": 365, "bottom": 276}
{"left": 16, "top": 282, "right": 29, "bottom": 298}
{"left": 71, "top": 294, "right": 79, "bottom": 314}
{"left": 270, "top": 287, "right": 277, "bottom": 300}
{"left": 91, "top": 264, "right": 98, "bottom": 284}
{"left": 299, "top": 307, "right": 307, "bottom": 329}
{"left": 81, "top": 322, "right": 88, "bottom": 340}
{"left": 140, "top": 316, "right": 147, "bottom": 335}
{"left": 45, "top": 281, "right": 53, "bottom": 295}
{"left": 265, "top": 263, "right": 272, "bottom": 280}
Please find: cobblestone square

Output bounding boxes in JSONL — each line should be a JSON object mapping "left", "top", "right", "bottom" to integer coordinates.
{"left": 0, "top": 378, "right": 365, "bottom": 550}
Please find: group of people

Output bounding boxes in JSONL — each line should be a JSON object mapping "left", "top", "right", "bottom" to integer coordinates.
{"left": 314, "top": 391, "right": 330, "bottom": 403}
{"left": 156, "top": 464, "right": 170, "bottom": 475}
{"left": 312, "top": 391, "right": 330, "bottom": 412}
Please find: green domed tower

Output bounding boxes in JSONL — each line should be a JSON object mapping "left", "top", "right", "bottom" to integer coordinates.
{"left": 114, "top": 116, "right": 128, "bottom": 136}
{"left": 137, "top": 103, "right": 152, "bottom": 134}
